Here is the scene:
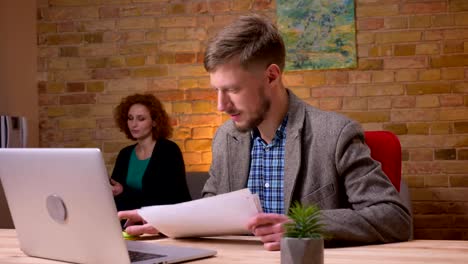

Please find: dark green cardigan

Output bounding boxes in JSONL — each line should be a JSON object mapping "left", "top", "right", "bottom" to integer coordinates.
{"left": 111, "top": 138, "right": 191, "bottom": 211}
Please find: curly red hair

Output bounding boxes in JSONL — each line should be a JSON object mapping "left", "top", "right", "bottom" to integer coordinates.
{"left": 114, "top": 93, "right": 172, "bottom": 140}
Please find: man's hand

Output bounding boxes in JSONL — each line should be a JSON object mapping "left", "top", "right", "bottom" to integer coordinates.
{"left": 246, "top": 213, "right": 290, "bottom": 251}
{"left": 110, "top": 179, "right": 123, "bottom": 196}
{"left": 118, "top": 210, "right": 159, "bottom": 236}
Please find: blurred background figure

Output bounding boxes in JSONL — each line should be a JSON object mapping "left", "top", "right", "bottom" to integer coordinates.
{"left": 110, "top": 93, "right": 191, "bottom": 212}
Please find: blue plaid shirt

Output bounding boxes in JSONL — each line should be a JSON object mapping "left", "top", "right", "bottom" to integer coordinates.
{"left": 247, "top": 115, "right": 288, "bottom": 214}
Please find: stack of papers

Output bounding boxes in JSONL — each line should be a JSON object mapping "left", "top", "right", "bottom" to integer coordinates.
{"left": 138, "top": 189, "right": 262, "bottom": 238}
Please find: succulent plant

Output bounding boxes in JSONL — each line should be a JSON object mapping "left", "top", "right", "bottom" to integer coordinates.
{"left": 284, "top": 201, "right": 324, "bottom": 239}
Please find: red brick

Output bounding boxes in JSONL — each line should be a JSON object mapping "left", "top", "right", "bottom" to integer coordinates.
{"left": 403, "top": 161, "right": 442, "bottom": 175}
{"left": 432, "top": 14, "right": 454, "bottom": 27}
{"left": 66, "top": 82, "right": 85, "bottom": 92}
{"left": 99, "top": 6, "right": 119, "bottom": 18}
{"left": 326, "top": 71, "right": 348, "bottom": 85}
{"left": 84, "top": 32, "right": 103, "bottom": 44}
{"left": 191, "top": 1, "right": 209, "bottom": 13}
{"left": 450, "top": 0, "right": 468, "bottom": 12}
{"left": 416, "top": 95, "right": 439, "bottom": 108}
{"left": 47, "top": 34, "right": 82, "bottom": 45}
{"left": 92, "top": 68, "right": 130, "bottom": 79}
{"left": 384, "top": 17, "right": 408, "bottom": 29}
{"left": 39, "top": 94, "right": 59, "bottom": 106}
{"left": 358, "top": 59, "right": 383, "bottom": 70}
{"left": 409, "top": 149, "right": 433, "bottom": 161}
{"left": 419, "top": 69, "right": 441, "bottom": 81}
{"left": 208, "top": 0, "right": 230, "bottom": 13}
{"left": 409, "top": 15, "right": 432, "bottom": 28}
{"left": 424, "top": 30, "right": 444, "bottom": 41}
{"left": 318, "top": 98, "right": 342, "bottom": 111}
{"left": 343, "top": 97, "right": 367, "bottom": 110}
{"left": 458, "top": 150, "right": 468, "bottom": 160}
{"left": 303, "top": 72, "right": 326, "bottom": 87}
{"left": 402, "top": 2, "right": 447, "bottom": 14}
{"left": 155, "top": 91, "right": 184, "bottom": 101}
{"left": 407, "top": 83, "right": 451, "bottom": 95}
{"left": 442, "top": 68, "right": 465, "bottom": 80}
{"left": 431, "top": 122, "right": 452, "bottom": 135}
{"left": 394, "top": 44, "right": 416, "bottom": 56}
{"left": 392, "top": 96, "right": 416, "bottom": 108}
{"left": 412, "top": 202, "right": 448, "bottom": 214}
{"left": 444, "top": 40, "right": 464, "bottom": 53}
{"left": 179, "top": 114, "right": 220, "bottom": 126}
{"left": 60, "top": 94, "right": 96, "bottom": 105}
{"left": 284, "top": 74, "right": 304, "bottom": 86}
{"left": 357, "top": 4, "right": 399, "bottom": 17}
{"left": 385, "top": 57, "right": 426, "bottom": 69}
{"left": 436, "top": 148, "right": 457, "bottom": 160}
{"left": 404, "top": 174, "right": 424, "bottom": 187}
{"left": 357, "top": 84, "right": 403, "bottom": 96}
{"left": 148, "top": 78, "right": 178, "bottom": 91}
{"left": 407, "top": 123, "right": 430, "bottom": 135}
{"left": 372, "top": 71, "right": 394, "bottom": 83}
{"left": 391, "top": 109, "right": 439, "bottom": 122}
{"left": 311, "top": 87, "right": 355, "bottom": 98}
{"left": 396, "top": 69, "right": 418, "bottom": 82}
{"left": 440, "top": 109, "right": 468, "bottom": 121}
{"left": 369, "top": 45, "right": 392, "bottom": 57}
{"left": 131, "top": 67, "right": 168, "bottom": 78}
{"left": 349, "top": 71, "right": 371, "bottom": 84}
{"left": 186, "top": 89, "right": 217, "bottom": 100}
{"left": 414, "top": 215, "right": 451, "bottom": 228}
{"left": 414, "top": 229, "right": 464, "bottom": 240}
{"left": 342, "top": 111, "right": 390, "bottom": 123}
{"left": 454, "top": 122, "right": 468, "bottom": 133}
{"left": 175, "top": 53, "right": 197, "bottom": 64}
{"left": 453, "top": 216, "right": 468, "bottom": 228}
{"left": 452, "top": 82, "right": 468, "bottom": 93}
{"left": 192, "top": 127, "right": 215, "bottom": 139}
{"left": 447, "top": 202, "right": 468, "bottom": 214}
{"left": 358, "top": 18, "right": 384, "bottom": 30}
{"left": 253, "top": 0, "right": 275, "bottom": 10}
{"left": 375, "top": 31, "right": 421, "bottom": 44}
{"left": 440, "top": 95, "right": 464, "bottom": 107}
{"left": 445, "top": 29, "right": 468, "bottom": 40}
{"left": 383, "top": 123, "right": 408, "bottom": 135}
{"left": 357, "top": 32, "right": 375, "bottom": 45}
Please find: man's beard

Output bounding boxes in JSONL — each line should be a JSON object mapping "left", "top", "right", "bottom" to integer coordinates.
{"left": 234, "top": 96, "right": 271, "bottom": 133}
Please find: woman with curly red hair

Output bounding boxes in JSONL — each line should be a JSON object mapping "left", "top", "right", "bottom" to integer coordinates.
{"left": 110, "top": 93, "right": 191, "bottom": 211}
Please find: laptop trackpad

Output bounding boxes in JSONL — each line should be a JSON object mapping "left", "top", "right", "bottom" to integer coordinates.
{"left": 126, "top": 240, "right": 216, "bottom": 264}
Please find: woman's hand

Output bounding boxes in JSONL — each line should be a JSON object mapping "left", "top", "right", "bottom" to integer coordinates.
{"left": 118, "top": 210, "right": 159, "bottom": 236}
{"left": 110, "top": 179, "right": 123, "bottom": 196}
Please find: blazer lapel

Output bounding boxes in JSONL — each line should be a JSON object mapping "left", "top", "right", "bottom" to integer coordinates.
{"left": 284, "top": 130, "right": 301, "bottom": 211}
{"left": 227, "top": 130, "right": 251, "bottom": 191}
{"left": 284, "top": 91, "right": 305, "bottom": 211}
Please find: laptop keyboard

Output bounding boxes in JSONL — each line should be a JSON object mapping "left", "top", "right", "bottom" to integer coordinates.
{"left": 128, "top": 250, "right": 166, "bottom": 262}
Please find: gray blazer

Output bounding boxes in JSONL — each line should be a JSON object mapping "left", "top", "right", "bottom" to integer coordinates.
{"left": 202, "top": 91, "right": 411, "bottom": 246}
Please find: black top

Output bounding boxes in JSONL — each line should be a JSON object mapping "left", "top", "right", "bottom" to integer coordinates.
{"left": 111, "top": 138, "right": 191, "bottom": 211}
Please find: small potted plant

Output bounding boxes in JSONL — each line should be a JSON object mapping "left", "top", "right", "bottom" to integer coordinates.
{"left": 281, "top": 201, "right": 325, "bottom": 264}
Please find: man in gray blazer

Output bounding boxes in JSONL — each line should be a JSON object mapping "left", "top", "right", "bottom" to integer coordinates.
{"left": 202, "top": 14, "right": 411, "bottom": 250}
{"left": 120, "top": 14, "right": 411, "bottom": 250}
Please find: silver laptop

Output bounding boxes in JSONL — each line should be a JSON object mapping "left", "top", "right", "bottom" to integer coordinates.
{"left": 0, "top": 148, "right": 216, "bottom": 264}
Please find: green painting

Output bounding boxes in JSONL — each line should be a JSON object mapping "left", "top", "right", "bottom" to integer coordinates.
{"left": 277, "top": 0, "right": 356, "bottom": 71}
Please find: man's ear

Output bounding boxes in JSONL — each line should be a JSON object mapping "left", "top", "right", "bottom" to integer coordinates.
{"left": 265, "top": 64, "right": 281, "bottom": 84}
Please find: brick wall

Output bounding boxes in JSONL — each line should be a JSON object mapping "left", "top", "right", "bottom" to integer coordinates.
{"left": 37, "top": 0, "right": 468, "bottom": 239}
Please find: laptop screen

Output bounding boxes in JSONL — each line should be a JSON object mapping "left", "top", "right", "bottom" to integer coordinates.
{"left": 0, "top": 148, "right": 216, "bottom": 264}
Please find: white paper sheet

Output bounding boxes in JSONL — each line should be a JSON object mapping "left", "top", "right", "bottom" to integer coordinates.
{"left": 138, "top": 189, "right": 262, "bottom": 238}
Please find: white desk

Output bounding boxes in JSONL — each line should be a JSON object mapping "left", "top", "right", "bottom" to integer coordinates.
{"left": 1, "top": 229, "right": 468, "bottom": 263}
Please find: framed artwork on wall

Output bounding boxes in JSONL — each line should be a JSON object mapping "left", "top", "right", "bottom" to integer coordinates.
{"left": 277, "top": 0, "right": 357, "bottom": 71}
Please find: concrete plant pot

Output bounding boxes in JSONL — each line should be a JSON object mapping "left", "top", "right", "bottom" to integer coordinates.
{"left": 280, "top": 237, "right": 324, "bottom": 264}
